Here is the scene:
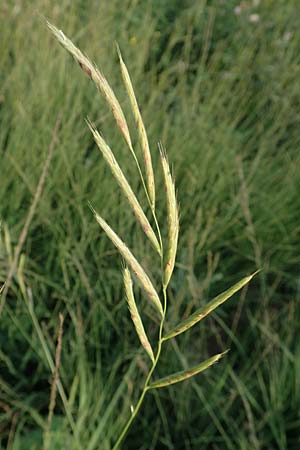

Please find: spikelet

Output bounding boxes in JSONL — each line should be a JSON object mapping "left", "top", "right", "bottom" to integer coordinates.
{"left": 159, "top": 144, "right": 179, "bottom": 287}
{"left": 87, "top": 121, "right": 160, "bottom": 255}
{"left": 123, "top": 267, "right": 154, "bottom": 362}
{"left": 117, "top": 45, "right": 155, "bottom": 210}
{"left": 46, "top": 21, "right": 132, "bottom": 149}
{"left": 148, "top": 351, "right": 228, "bottom": 389}
{"left": 91, "top": 208, "right": 163, "bottom": 317}
{"left": 163, "top": 272, "right": 259, "bottom": 340}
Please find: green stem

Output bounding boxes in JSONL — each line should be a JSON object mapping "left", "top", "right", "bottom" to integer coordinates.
{"left": 112, "top": 288, "right": 167, "bottom": 450}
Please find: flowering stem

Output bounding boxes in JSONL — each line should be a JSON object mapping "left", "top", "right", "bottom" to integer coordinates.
{"left": 112, "top": 287, "right": 167, "bottom": 450}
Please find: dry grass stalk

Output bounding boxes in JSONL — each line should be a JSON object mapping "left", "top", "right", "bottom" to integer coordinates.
{"left": 91, "top": 208, "right": 163, "bottom": 317}
{"left": 47, "top": 22, "right": 132, "bottom": 151}
{"left": 87, "top": 120, "right": 160, "bottom": 255}
{"left": 117, "top": 45, "right": 155, "bottom": 210}
{"left": 43, "top": 313, "right": 64, "bottom": 450}
{"left": 123, "top": 267, "right": 154, "bottom": 362}
{"left": 0, "top": 114, "right": 61, "bottom": 317}
{"left": 159, "top": 144, "right": 179, "bottom": 287}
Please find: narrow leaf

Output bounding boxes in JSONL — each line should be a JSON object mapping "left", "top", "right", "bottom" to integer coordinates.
{"left": 123, "top": 267, "right": 154, "bottom": 362}
{"left": 87, "top": 121, "right": 160, "bottom": 255}
{"left": 91, "top": 207, "right": 163, "bottom": 318}
{"left": 163, "top": 272, "right": 258, "bottom": 340}
{"left": 117, "top": 45, "right": 155, "bottom": 210}
{"left": 148, "top": 351, "right": 228, "bottom": 389}
{"left": 159, "top": 144, "right": 179, "bottom": 288}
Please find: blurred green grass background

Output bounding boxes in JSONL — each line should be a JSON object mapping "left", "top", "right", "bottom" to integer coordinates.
{"left": 1, "top": 0, "right": 300, "bottom": 449}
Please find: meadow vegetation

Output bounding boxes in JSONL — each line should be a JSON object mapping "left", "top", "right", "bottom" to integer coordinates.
{"left": 0, "top": 1, "right": 300, "bottom": 449}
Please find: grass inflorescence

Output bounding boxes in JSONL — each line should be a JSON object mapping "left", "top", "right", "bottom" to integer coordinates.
{"left": 1, "top": 2, "right": 300, "bottom": 449}
{"left": 46, "top": 21, "right": 257, "bottom": 448}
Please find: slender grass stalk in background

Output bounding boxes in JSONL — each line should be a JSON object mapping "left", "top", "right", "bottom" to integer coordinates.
{"left": 47, "top": 22, "right": 257, "bottom": 449}
{"left": 43, "top": 313, "right": 64, "bottom": 450}
{"left": 0, "top": 114, "right": 61, "bottom": 317}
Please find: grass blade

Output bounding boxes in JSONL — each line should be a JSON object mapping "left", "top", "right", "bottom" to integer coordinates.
{"left": 148, "top": 351, "right": 228, "bottom": 389}
{"left": 159, "top": 144, "right": 179, "bottom": 288}
{"left": 123, "top": 267, "right": 154, "bottom": 362}
{"left": 163, "top": 272, "right": 258, "bottom": 340}
{"left": 91, "top": 208, "right": 163, "bottom": 317}
{"left": 87, "top": 120, "right": 160, "bottom": 255}
{"left": 117, "top": 45, "right": 155, "bottom": 210}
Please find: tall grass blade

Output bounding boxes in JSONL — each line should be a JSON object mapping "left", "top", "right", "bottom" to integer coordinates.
{"left": 163, "top": 272, "right": 258, "bottom": 340}
{"left": 148, "top": 351, "right": 228, "bottom": 389}
{"left": 123, "top": 267, "right": 154, "bottom": 362}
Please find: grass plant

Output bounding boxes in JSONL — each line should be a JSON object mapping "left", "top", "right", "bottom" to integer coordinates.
{"left": 46, "top": 22, "right": 256, "bottom": 448}
{"left": 0, "top": 1, "right": 300, "bottom": 449}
